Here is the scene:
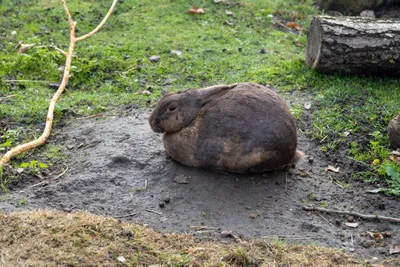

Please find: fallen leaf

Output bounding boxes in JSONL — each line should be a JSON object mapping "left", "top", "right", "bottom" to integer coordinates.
{"left": 286, "top": 22, "right": 303, "bottom": 31}
{"left": 117, "top": 256, "right": 126, "bottom": 263}
{"left": 294, "top": 41, "right": 303, "bottom": 47}
{"left": 225, "top": 10, "right": 235, "bottom": 16}
{"left": 296, "top": 170, "right": 310, "bottom": 177}
{"left": 367, "top": 231, "right": 384, "bottom": 240}
{"left": 325, "top": 165, "right": 340, "bottom": 173}
{"left": 18, "top": 42, "right": 34, "bottom": 53}
{"left": 173, "top": 175, "right": 189, "bottom": 184}
{"left": 389, "top": 244, "right": 400, "bottom": 255}
{"left": 249, "top": 213, "right": 258, "bottom": 219}
{"left": 304, "top": 102, "right": 311, "bottom": 110}
{"left": 366, "top": 188, "right": 382, "bottom": 194}
{"left": 389, "top": 155, "right": 399, "bottom": 163}
{"left": 187, "top": 6, "right": 205, "bottom": 15}
{"left": 345, "top": 222, "right": 359, "bottom": 228}
{"left": 386, "top": 165, "right": 400, "bottom": 179}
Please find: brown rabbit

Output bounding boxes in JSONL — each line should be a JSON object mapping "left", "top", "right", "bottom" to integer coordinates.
{"left": 149, "top": 82, "right": 303, "bottom": 173}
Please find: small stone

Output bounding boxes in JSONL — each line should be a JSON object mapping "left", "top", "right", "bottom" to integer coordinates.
{"left": 142, "top": 90, "right": 151, "bottom": 96}
{"left": 383, "top": 231, "right": 393, "bottom": 238}
{"left": 308, "top": 156, "right": 314, "bottom": 164}
{"left": 149, "top": 55, "right": 161, "bottom": 62}
{"left": 163, "top": 197, "right": 170, "bottom": 204}
{"left": 66, "top": 144, "right": 74, "bottom": 150}
{"left": 347, "top": 216, "right": 355, "bottom": 222}
{"left": 360, "top": 10, "right": 376, "bottom": 18}
{"left": 362, "top": 240, "right": 374, "bottom": 248}
{"left": 117, "top": 256, "right": 126, "bottom": 263}
{"left": 159, "top": 201, "right": 165, "bottom": 208}
{"left": 221, "top": 230, "right": 233, "bottom": 237}
{"left": 370, "top": 257, "right": 379, "bottom": 263}
{"left": 250, "top": 258, "right": 260, "bottom": 267}
{"left": 171, "top": 50, "right": 182, "bottom": 57}
{"left": 119, "top": 229, "right": 134, "bottom": 240}
{"left": 173, "top": 175, "right": 189, "bottom": 184}
{"left": 260, "top": 48, "right": 267, "bottom": 54}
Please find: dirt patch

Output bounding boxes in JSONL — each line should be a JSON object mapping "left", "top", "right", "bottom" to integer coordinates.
{"left": 0, "top": 109, "right": 399, "bottom": 261}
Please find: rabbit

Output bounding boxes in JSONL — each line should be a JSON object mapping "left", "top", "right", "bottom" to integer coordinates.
{"left": 148, "top": 82, "right": 304, "bottom": 173}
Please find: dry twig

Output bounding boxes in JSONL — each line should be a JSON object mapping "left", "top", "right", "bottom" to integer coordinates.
{"left": 28, "top": 166, "right": 68, "bottom": 188}
{"left": 36, "top": 45, "right": 68, "bottom": 56}
{"left": 114, "top": 213, "right": 137, "bottom": 219}
{"left": 0, "top": 0, "right": 117, "bottom": 167}
{"left": 145, "top": 209, "right": 162, "bottom": 215}
{"left": 303, "top": 206, "right": 400, "bottom": 223}
{"left": 4, "top": 80, "right": 52, "bottom": 84}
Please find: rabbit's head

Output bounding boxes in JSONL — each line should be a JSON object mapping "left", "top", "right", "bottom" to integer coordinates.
{"left": 149, "top": 84, "right": 237, "bottom": 133}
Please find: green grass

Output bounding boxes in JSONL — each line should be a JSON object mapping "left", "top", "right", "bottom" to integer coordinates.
{"left": 0, "top": 0, "right": 399, "bottom": 195}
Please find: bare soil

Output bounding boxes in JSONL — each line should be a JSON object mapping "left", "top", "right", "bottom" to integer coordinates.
{"left": 1, "top": 107, "right": 399, "bottom": 261}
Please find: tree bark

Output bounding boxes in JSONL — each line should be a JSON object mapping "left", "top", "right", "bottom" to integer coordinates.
{"left": 306, "top": 16, "right": 400, "bottom": 76}
{"left": 316, "top": 0, "right": 398, "bottom": 15}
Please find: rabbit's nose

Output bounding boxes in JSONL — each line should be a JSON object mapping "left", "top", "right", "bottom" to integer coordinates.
{"left": 149, "top": 119, "right": 163, "bottom": 133}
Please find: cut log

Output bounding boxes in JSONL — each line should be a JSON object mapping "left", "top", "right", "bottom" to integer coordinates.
{"left": 306, "top": 16, "right": 400, "bottom": 76}
{"left": 316, "top": 0, "right": 398, "bottom": 15}
{"left": 388, "top": 112, "right": 400, "bottom": 149}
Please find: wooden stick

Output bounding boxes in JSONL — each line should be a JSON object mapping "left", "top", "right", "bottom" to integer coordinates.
{"left": 145, "top": 209, "right": 162, "bottom": 215}
{"left": 36, "top": 45, "right": 68, "bottom": 56}
{"left": 0, "top": 0, "right": 117, "bottom": 167}
{"left": 75, "top": 0, "right": 118, "bottom": 42}
{"left": 4, "top": 80, "right": 52, "bottom": 84}
{"left": 114, "top": 213, "right": 138, "bottom": 219}
{"left": 303, "top": 206, "right": 400, "bottom": 223}
{"left": 28, "top": 166, "right": 68, "bottom": 188}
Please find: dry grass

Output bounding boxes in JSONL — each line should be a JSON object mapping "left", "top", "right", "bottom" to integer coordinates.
{"left": 0, "top": 210, "right": 362, "bottom": 266}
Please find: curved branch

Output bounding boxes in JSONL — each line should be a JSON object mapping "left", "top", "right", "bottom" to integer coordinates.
{"left": 0, "top": 0, "right": 117, "bottom": 167}
{"left": 75, "top": 0, "right": 118, "bottom": 42}
{"left": 60, "top": 0, "right": 74, "bottom": 29}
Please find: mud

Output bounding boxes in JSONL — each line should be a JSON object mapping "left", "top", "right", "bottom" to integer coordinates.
{"left": 1, "top": 108, "right": 399, "bottom": 260}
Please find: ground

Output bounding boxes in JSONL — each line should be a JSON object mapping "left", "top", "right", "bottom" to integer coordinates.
{"left": 1, "top": 108, "right": 399, "bottom": 263}
{"left": 0, "top": 0, "right": 400, "bottom": 266}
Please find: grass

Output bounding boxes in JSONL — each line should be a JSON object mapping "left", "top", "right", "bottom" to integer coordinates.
{"left": 0, "top": 0, "right": 399, "bottom": 194}
{"left": 0, "top": 210, "right": 363, "bottom": 266}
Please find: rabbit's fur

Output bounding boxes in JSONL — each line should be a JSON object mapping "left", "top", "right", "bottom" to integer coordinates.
{"left": 149, "top": 82, "right": 303, "bottom": 173}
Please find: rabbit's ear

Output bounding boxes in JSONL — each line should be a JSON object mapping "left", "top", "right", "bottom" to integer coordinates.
{"left": 197, "top": 84, "right": 237, "bottom": 106}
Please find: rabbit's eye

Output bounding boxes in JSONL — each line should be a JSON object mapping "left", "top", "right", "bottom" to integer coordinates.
{"left": 168, "top": 106, "right": 177, "bottom": 112}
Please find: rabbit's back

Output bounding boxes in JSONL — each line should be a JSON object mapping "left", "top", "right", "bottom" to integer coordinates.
{"left": 163, "top": 82, "right": 298, "bottom": 173}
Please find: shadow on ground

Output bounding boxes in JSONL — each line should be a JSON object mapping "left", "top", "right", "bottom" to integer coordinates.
{"left": 1, "top": 109, "right": 399, "bottom": 260}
